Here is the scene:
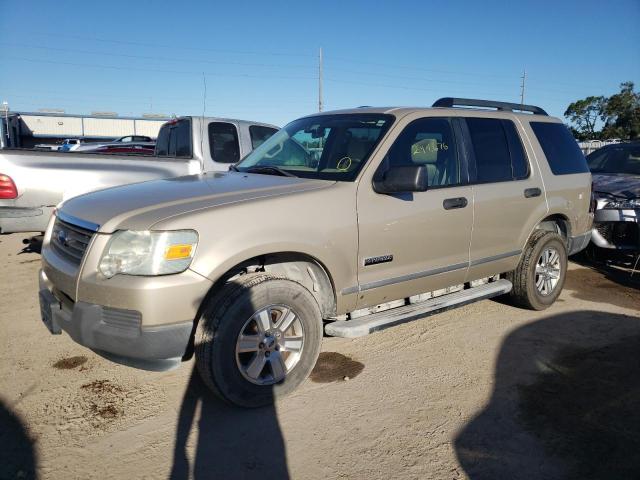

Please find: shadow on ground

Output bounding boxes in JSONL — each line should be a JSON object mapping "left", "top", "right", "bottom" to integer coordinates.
{"left": 455, "top": 310, "right": 640, "bottom": 480}
{"left": 571, "top": 248, "right": 640, "bottom": 291}
{"left": 0, "top": 398, "right": 37, "bottom": 479}
{"left": 169, "top": 368, "right": 289, "bottom": 480}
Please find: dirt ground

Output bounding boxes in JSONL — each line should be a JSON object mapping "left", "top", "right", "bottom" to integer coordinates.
{"left": 1, "top": 233, "right": 639, "bottom": 480}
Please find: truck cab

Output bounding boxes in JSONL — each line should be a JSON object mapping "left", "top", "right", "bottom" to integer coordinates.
{"left": 155, "top": 117, "right": 278, "bottom": 171}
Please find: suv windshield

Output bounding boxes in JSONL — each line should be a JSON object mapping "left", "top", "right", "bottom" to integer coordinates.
{"left": 235, "top": 114, "right": 394, "bottom": 181}
{"left": 587, "top": 145, "right": 640, "bottom": 175}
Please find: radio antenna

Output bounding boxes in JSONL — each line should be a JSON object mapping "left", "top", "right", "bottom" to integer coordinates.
{"left": 200, "top": 72, "right": 207, "bottom": 171}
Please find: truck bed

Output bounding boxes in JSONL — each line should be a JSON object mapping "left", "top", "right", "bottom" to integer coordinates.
{"left": 0, "top": 149, "right": 201, "bottom": 233}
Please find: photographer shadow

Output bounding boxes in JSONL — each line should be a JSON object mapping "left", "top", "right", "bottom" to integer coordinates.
{"left": 455, "top": 310, "right": 640, "bottom": 479}
{"left": 0, "top": 398, "right": 37, "bottom": 479}
{"left": 169, "top": 367, "right": 289, "bottom": 480}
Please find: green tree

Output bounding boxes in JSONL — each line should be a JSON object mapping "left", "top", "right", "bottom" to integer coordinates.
{"left": 601, "top": 81, "right": 640, "bottom": 140}
{"left": 563, "top": 96, "right": 605, "bottom": 140}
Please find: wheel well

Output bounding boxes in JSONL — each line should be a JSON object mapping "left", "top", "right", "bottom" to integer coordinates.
{"left": 182, "top": 252, "right": 337, "bottom": 361}
{"left": 259, "top": 253, "right": 337, "bottom": 318}
{"left": 536, "top": 215, "right": 571, "bottom": 244}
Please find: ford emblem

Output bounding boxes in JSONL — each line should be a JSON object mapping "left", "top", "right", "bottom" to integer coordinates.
{"left": 57, "top": 229, "right": 68, "bottom": 246}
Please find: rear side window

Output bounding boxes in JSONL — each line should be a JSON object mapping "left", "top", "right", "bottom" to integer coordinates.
{"left": 503, "top": 121, "right": 529, "bottom": 179}
{"left": 249, "top": 125, "right": 278, "bottom": 149}
{"left": 530, "top": 122, "right": 589, "bottom": 175}
{"left": 466, "top": 118, "right": 513, "bottom": 183}
{"left": 466, "top": 118, "right": 530, "bottom": 183}
{"left": 209, "top": 122, "right": 240, "bottom": 164}
{"left": 156, "top": 119, "right": 192, "bottom": 158}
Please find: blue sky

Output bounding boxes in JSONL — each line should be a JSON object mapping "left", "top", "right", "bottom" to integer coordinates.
{"left": 1, "top": 0, "right": 638, "bottom": 126}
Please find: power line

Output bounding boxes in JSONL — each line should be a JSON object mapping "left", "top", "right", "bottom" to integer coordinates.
{"left": 0, "top": 55, "right": 317, "bottom": 81}
{"left": 325, "top": 58, "right": 613, "bottom": 92}
{"left": 2, "top": 43, "right": 612, "bottom": 97}
{"left": 0, "top": 42, "right": 316, "bottom": 70}
{"left": 31, "top": 32, "right": 317, "bottom": 59}
{"left": 0, "top": 88, "right": 316, "bottom": 103}
{"left": 325, "top": 77, "right": 521, "bottom": 99}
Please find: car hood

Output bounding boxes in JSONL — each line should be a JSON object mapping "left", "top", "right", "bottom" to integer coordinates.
{"left": 59, "top": 172, "right": 332, "bottom": 233}
{"left": 592, "top": 173, "right": 640, "bottom": 199}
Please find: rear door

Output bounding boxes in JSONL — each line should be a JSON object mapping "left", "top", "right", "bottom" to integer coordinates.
{"left": 464, "top": 116, "right": 547, "bottom": 281}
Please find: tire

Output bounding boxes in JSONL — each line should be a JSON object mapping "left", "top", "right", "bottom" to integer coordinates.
{"left": 195, "top": 273, "right": 323, "bottom": 408}
{"left": 506, "top": 230, "right": 568, "bottom": 311}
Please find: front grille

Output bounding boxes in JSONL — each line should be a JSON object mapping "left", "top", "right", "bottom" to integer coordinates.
{"left": 596, "top": 221, "right": 639, "bottom": 248}
{"left": 50, "top": 217, "right": 95, "bottom": 264}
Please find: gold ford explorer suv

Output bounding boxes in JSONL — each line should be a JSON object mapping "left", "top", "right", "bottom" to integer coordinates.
{"left": 39, "top": 98, "right": 593, "bottom": 407}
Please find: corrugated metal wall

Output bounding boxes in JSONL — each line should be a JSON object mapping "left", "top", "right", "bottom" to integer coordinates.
{"left": 18, "top": 113, "right": 167, "bottom": 139}
{"left": 21, "top": 115, "right": 83, "bottom": 136}
{"left": 134, "top": 119, "right": 166, "bottom": 138}
{"left": 83, "top": 118, "right": 135, "bottom": 137}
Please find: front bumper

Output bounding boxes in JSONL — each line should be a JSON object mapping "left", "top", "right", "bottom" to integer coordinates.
{"left": 39, "top": 269, "right": 194, "bottom": 363}
{"left": 591, "top": 207, "right": 639, "bottom": 251}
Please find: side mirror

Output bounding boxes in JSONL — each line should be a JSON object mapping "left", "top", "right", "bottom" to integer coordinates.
{"left": 373, "top": 165, "right": 428, "bottom": 194}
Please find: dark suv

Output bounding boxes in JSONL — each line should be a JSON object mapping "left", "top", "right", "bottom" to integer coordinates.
{"left": 588, "top": 142, "right": 640, "bottom": 251}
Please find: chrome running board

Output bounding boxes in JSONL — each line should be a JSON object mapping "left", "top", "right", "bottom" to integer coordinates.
{"left": 325, "top": 279, "right": 512, "bottom": 338}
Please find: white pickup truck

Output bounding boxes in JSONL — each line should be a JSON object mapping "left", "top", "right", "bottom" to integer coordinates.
{"left": 0, "top": 116, "right": 278, "bottom": 233}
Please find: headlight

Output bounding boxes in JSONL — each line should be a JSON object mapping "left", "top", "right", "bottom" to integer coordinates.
{"left": 603, "top": 198, "right": 640, "bottom": 209}
{"left": 99, "top": 230, "right": 198, "bottom": 278}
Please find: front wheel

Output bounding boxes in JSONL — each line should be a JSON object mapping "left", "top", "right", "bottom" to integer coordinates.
{"left": 506, "top": 230, "right": 568, "bottom": 310}
{"left": 195, "top": 273, "right": 323, "bottom": 408}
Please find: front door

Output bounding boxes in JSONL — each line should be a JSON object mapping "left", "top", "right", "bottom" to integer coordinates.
{"left": 355, "top": 115, "right": 473, "bottom": 309}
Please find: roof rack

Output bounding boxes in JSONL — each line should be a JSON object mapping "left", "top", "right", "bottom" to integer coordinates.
{"left": 432, "top": 97, "right": 548, "bottom": 116}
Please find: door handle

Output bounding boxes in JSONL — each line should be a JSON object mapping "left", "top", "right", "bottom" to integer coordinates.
{"left": 524, "top": 187, "right": 542, "bottom": 198}
{"left": 443, "top": 197, "right": 468, "bottom": 210}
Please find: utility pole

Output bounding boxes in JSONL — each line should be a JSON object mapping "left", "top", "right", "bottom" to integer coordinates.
{"left": 318, "top": 47, "right": 323, "bottom": 112}
{"left": 520, "top": 69, "right": 526, "bottom": 106}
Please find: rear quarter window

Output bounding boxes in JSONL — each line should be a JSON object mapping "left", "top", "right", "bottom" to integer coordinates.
{"left": 530, "top": 122, "right": 589, "bottom": 175}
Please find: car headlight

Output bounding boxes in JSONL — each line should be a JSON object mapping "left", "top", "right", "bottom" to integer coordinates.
{"left": 99, "top": 230, "right": 198, "bottom": 278}
{"left": 603, "top": 198, "right": 640, "bottom": 209}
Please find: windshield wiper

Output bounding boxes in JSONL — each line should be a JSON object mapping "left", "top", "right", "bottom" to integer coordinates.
{"left": 244, "top": 165, "right": 297, "bottom": 177}
{"left": 229, "top": 164, "right": 239, "bottom": 172}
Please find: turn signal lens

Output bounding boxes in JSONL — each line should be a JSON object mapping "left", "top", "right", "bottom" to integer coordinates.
{"left": 164, "top": 244, "right": 193, "bottom": 260}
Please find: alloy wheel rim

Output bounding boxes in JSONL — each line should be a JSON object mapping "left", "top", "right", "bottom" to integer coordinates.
{"left": 535, "top": 247, "right": 561, "bottom": 296}
{"left": 235, "top": 304, "right": 305, "bottom": 386}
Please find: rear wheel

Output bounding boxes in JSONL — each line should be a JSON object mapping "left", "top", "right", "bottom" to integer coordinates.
{"left": 506, "top": 230, "right": 567, "bottom": 310}
{"left": 195, "top": 273, "right": 323, "bottom": 408}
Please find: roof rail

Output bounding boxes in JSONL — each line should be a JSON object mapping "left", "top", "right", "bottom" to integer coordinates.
{"left": 432, "top": 97, "right": 548, "bottom": 116}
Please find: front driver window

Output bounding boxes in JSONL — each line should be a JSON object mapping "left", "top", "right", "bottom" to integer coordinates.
{"left": 380, "top": 117, "right": 460, "bottom": 187}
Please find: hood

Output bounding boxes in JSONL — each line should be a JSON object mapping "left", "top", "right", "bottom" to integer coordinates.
{"left": 59, "top": 172, "right": 332, "bottom": 233}
{"left": 592, "top": 173, "right": 640, "bottom": 199}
